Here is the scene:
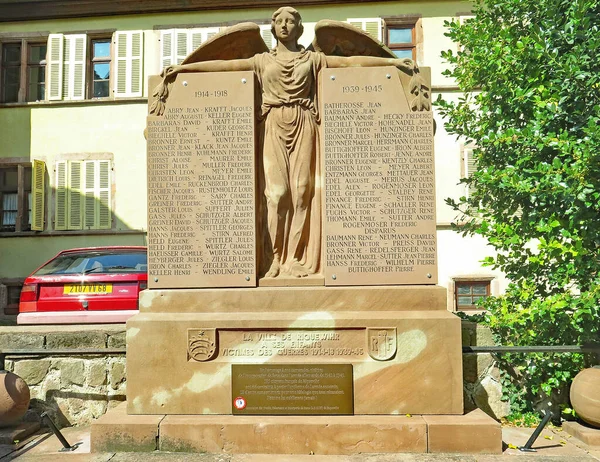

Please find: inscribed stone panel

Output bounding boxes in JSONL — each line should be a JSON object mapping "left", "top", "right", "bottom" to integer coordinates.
{"left": 322, "top": 67, "right": 437, "bottom": 285}
{"left": 147, "top": 72, "right": 256, "bottom": 288}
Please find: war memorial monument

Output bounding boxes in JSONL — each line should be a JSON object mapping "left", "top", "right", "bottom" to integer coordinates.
{"left": 91, "top": 7, "right": 502, "bottom": 454}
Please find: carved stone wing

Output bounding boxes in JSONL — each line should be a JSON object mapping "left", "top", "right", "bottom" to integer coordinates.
{"left": 182, "top": 22, "right": 268, "bottom": 64}
{"left": 309, "top": 19, "right": 396, "bottom": 58}
{"left": 310, "top": 20, "right": 431, "bottom": 113}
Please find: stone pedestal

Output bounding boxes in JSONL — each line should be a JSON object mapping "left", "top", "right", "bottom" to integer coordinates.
{"left": 126, "top": 285, "right": 463, "bottom": 416}
{"left": 113, "top": 25, "right": 502, "bottom": 454}
{"left": 563, "top": 421, "right": 600, "bottom": 448}
{"left": 92, "top": 403, "right": 502, "bottom": 454}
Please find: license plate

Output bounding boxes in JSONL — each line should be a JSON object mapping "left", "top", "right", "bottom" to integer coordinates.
{"left": 63, "top": 283, "right": 113, "bottom": 295}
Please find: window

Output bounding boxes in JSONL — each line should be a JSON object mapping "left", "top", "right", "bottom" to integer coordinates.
{"left": 0, "top": 160, "right": 45, "bottom": 232}
{"left": 387, "top": 27, "right": 415, "bottom": 59}
{"left": 1, "top": 40, "right": 47, "bottom": 103}
{"left": 455, "top": 281, "right": 490, "bottom": 310}
{"left": 0, "top": 166, "right": 27, "bottom": 231}
{"left": 55, "top": 159, "right": 112, "bottom": 230}
{"left": 384, "top": 18, "right": 418, "bottom": 61}
{"left": 89, "top": 37, "right": 111, "bottom": 98}
{"left": 47, "top": 31, "right": 143, "bottom": 101}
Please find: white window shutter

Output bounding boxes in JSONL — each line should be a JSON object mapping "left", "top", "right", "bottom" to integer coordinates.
{"left": 161, "top": 28, "right": 220, "bottom": 69}
{"left": 67, "top": 161, "right": 83, "bottom": 230}
{"left": 115, "top": 31, "right": 144, "bottom": 98}
{"left": 176, "top": 30, "right": 188, "bottom": 65}
{"left": 188, "top": 27, "right": 220, "bottom": 56}
{"left": 62, "top": 43, "right": 70, "bottom": 99}
{"left": 130, "top": 31, "right": 144, "bottom": 97}
{"left": 347, "top": 18, "right": 383, "bottom": 42}
{"left": 31, "top": 160, "right": 46, "bottom": 231}
{"left": 190, "top": 30, "right": 204, "bottom": 52}
{"left": 47, "top": 34, "right": 64, "bottom": 101}
{"left": 55, "top": 161, "right": 67, "bottom": 230}
{"left": 83, "top": 161, "right": 97, "bottom": 229}
{"left": 63, "top": 34, "right": 87, "bottom": 100}
{"left": 259, "top": 24, "right": 275, "bottom": 49}
{"left": 463, "top": 145, "right": 477, "bottom": 199}
{"left": 98, "top": 160, "right": 112, "bottom": 229}
{"left": 160, "top": 30, "right": 176, "bottom": 69}
{"left": 82, "top": 160, "right": 112, "bottom": 229}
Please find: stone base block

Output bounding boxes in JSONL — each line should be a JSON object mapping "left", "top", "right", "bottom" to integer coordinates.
{"left": 563, "top": 421, "right": 600, "bottom": 447}
{"left": 91, "top": 405, "right": 503, "bottom": 454}
{"left": 160, "top": 415, "right": 427, "bottom": 454}
{"left": 90, "top": 402, "right": 164, "bottom": 452}
{"left": 0, "top": 421, "right": 40, "bottom": 445}
{"left": 138, "top": 285, "right": 448, "bottom": 314}
{"left": 126, "top": 309, "right": 463, "bottom": 415}
{"left": 424, "top": 409, "right": 502, "bottom": 454}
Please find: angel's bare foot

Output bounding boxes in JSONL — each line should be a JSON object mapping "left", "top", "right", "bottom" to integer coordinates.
{"left": 265, "top": 256, "right": 281, "bottom": 278}
{"left": 289, "top": 261, "right": 308, "bottom": 278}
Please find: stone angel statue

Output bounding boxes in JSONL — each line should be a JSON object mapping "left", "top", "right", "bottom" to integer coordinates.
{"left": 150, "top": 7, "right": 430, "bottom": 280}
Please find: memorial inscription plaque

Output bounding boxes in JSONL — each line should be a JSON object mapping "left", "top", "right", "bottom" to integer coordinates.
{"left": 147, "top": 72, "right": 256, "bottom": 288}
{"left": 190, "top": 328, "right": 367, "bottom": 363}
{"left": 231, "top": 364, "right": 353, "bottom": 415}
{"left": 322, "top": 67, "right": 437, "bottom": 286}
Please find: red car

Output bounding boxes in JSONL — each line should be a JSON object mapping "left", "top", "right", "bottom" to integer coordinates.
{"left": 18, "top": 246, "right": 147, "bottom": 325}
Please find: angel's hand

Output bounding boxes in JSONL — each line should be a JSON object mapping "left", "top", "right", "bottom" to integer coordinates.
{"left": 395, "top": 58, "right": 415, "bottom": 71}
{"left": 161, "top": 65, "right": 182, "bottom": 79}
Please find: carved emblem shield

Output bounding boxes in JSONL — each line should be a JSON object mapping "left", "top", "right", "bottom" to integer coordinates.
{"left": 188, "top": 328, "right": 217, "bottom": 362}
{"left": 367, "top": 328, "right": 397, "bottom": 361}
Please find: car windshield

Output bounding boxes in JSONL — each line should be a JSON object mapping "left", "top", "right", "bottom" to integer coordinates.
{"left": 33, "top": 250, "right": 147, "bottom": 276}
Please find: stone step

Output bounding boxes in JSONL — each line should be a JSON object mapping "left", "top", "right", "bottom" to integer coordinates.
{"left": 563, "top": 421, "right": 600, "bottom": 448}
{"left": 91, "top": 403, "right": 501, "bottom": 454}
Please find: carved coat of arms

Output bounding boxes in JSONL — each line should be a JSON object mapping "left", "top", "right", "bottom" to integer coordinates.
{"left": 188, "top": 328, "right": 217, "bottom": 362}
{"left": 367, "top": 328, "right": 397, "bottom": 361}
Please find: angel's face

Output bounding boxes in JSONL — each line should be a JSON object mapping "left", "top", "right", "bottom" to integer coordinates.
{"left": 274, "top": 10, "right": 299, "bottom": 43}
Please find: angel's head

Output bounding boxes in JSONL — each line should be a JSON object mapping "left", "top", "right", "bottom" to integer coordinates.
{"left": 271, "top": 7, "right": 304, "bottom": 46}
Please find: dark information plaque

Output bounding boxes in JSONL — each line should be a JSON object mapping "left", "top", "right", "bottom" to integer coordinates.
{"left": 146, "top": 72, "right": 256, "bottom": 288}
{"left": 321, "top": 67, "right": 437, "bottom": 286}
{"left": 231, "top": 364, "right": 353, "bottom": 415}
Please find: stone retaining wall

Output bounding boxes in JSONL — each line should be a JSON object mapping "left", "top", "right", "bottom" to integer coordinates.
{"left": 462, "top": 321, "right": 510, "bottom": 420}
{"left": 0, "top": 322, "right": 509, "bottom": 427}
{"left": 0, "top": 325, "right": 126, "bottom": 427}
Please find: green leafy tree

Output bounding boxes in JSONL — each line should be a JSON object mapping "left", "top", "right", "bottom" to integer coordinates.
{"left": 436, "top": 0, "right": 600, "bottom": 414}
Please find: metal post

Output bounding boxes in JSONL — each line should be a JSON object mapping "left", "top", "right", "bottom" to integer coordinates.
{"left": 519, "top": 411, "right": 553, "bottom": 452}
{"left": 40, "top": 412, "right": 78, "bottom": 452}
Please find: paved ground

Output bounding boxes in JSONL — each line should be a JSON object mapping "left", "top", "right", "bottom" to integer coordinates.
{"left": 1, "top": 425, "right": 599, "bottom": 461}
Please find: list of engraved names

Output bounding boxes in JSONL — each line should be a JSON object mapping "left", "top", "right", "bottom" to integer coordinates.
{"left": 322, "top": 68, "right": 437, "bottom": 285}
{"left": 146, "top": 74, "right": 255, "bottom": 288}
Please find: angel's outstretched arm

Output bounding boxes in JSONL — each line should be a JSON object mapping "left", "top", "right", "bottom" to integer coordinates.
{"left": 325, "top": 55, "right": 414, "bottom": 74}
{"left": 150, "top": 57, "right": 255, "bottom": 116}
{"left": 162, "top": 57, "right": 254, "bottom": 78}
